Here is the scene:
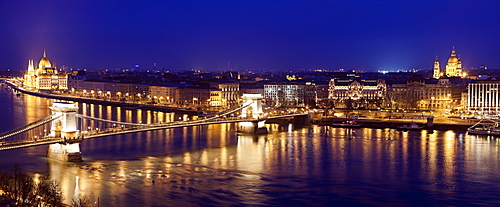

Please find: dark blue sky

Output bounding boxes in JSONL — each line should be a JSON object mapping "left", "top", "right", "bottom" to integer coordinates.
{"left": 1, "top": 0, "right": 499, "bottom": 71}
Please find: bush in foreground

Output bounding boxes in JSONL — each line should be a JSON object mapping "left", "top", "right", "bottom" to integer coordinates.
{"left": 0, "top": 165, "right": 63, "bottom": 207}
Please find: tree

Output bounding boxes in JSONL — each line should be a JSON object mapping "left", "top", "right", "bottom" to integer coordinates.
{"left": 0, "top": 165, "right": 63, "bottom": 207}
{"left": 71, "top": 195, "right": 92, "bottom": 207}
{"left": 36, "top": 175, "right": 63, "bottom": 206}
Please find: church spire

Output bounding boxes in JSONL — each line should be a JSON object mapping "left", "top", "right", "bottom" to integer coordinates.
{"left": 433, "top": 55, "right": 441, "bottom": 79}
{"left": 43, "top": 49, "right": 46, "bottom": 58}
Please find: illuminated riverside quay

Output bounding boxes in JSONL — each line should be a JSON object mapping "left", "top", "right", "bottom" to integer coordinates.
{"left": 2, "top": 87, "right": 500, "bottom": 206}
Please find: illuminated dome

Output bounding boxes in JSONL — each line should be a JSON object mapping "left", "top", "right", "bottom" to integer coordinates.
{"left": 447, "top": 48, "right": 458, "bottom": 63}
{"left": 448, "top": 56, "right": 459, "bottom": 63}
{"left": 38, "top": 51, "right": 52, "bottom": 68}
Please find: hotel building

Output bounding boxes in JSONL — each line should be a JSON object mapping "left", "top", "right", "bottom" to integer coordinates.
{"left": 468, "top": 80, "right": 500, "bottom": 115}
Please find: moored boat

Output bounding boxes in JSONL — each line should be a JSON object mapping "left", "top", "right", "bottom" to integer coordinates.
{"left": 398, "top": 122, "right": 424, "bottom": 130}
{"left": 331, "top": 120, "right": 362, "bottom": 128}
{"left": 468, "top": 119, "right": 500, "bottom": 136}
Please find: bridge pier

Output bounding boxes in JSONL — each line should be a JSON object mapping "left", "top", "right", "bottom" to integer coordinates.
{"left": 238, "top": 94, "right": 268, "bottom": 134}
{"left": 293, "top": 114, "right": 310, "bottom": 126}
{"left": 47, "top": 142, "right": 82, "bottom": 162}
{"left": 238, "top": 120, "right": 268, "bottom": 134}
{"left": 47, "top": 102, "right": 82, "bottom": 162}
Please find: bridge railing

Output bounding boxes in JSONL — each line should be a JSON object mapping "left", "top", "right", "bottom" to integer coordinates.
{"left": 76, "top": 102, "right": 254, "bottom": 130}
{"left": 0, "top": 114, "right": 61, "bottom": 140}
{"left": 0, "top": 110, "right": 309, "bottom": 150}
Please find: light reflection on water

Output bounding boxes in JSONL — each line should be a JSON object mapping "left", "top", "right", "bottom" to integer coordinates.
{"left": 1, "top": 87, "right": 500, "bottom": 206}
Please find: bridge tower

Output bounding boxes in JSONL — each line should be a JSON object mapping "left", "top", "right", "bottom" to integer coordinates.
{"left": 47, "top": 102, "right": 82, "bottom": 162}
{"left": 238, "top": 94, "right": 268, "bottom": 134}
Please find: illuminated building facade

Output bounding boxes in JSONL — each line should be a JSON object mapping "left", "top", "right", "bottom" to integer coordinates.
{"left": 388, "top": 77, "right": 466, "bottom": 110}
{"left": 210, "top": 82, "right": 240, "bottom": 107}
{"left": 468, "top": 80, "right": 500, "bottom": 115}
{"left": 67, "top": 78, "right": 150, "bottom": 101}
{"left": 264, "top": 82, "right": 326, "bottom": 107}
{"left": 433, "top": 47, "right": 465, "bottom": 79}
{"left": 176, "top": 86, "right": 222, "bottom": 107}
{"left": 149, "top": 85, "right": 177, "bottom": 104}
{"left": 23, "top": 51, "right": 68, "bottom": 90}
{"left": 328, "top": 79, "right": 386, "bottom": 109}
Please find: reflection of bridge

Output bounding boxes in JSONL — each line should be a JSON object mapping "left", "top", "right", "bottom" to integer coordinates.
{"left": 0, "top": 94, "right": 308, "bottom": 161}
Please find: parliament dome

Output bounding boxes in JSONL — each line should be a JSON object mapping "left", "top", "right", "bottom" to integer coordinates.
{"left": 38, "top": 51, "right": 52, "bottom": 68}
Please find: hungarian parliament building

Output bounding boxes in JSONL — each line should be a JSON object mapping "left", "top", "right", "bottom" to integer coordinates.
{"left": 23, "top": 51, "right": 68, "bottom": 91}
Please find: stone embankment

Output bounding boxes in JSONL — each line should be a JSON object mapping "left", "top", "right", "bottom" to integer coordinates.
{"left": 314, "top": 117, "right": 474, "bottom": 131}
{"left": 5, "top": 81, "right": 201, "bottom": 114}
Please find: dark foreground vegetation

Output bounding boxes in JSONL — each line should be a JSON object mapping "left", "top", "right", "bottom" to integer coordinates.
{"left": 0, "top": 165, "right": 62, "bottom": 207}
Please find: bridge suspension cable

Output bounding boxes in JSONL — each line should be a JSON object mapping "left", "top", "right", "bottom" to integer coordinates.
{"left": 76, "top": 102, "right": 252, "bottom": 127}
{"left": 211, "top": 102, "right": 246, "bottom": 116}
{"left": 76, "top": 114, "right": 149, "bottom": 126}
{"left": 0, "top": 114, "right": 62, "bottom": 140}
{"left": 205, "top": 102, "right": 252, "bottom": 118}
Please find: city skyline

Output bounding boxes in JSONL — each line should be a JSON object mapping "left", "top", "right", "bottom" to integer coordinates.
{"left": 1, "top": 1, "right": 499, "bottom": 71}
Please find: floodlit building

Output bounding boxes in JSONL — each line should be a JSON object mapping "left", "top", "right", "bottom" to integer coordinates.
{"left": 264, "top": 81, "right": 327, "bottom": 108}
{"left": 23, "top": 51, "right": 68, "bottom": 91}
{"left": 210, "top": 82, "right": 240, "bottom": 107}
{"left": 433, "top": 47, "right": 466, "bottom": 79}
{"left": 388, "top": 76, "right": 467, "bottom": 110}
{"left": 468, "top": 80, "right": 500, "bottom": 115}
{"left": 150, "top": 85, "right": 177, "bottom": 104}
{"left": 328, "top": 78, "right": 386, "bottom": 109}
{"left": 176, "top": 85, "right": 221, "bottom": 107}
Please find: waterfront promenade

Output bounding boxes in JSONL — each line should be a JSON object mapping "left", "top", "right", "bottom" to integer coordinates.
{"left": 314, "top": 117, "right": 473, "bottom": 131}
{"left": 4, "top": 79, "right": 476, "bottom": 131}
{"left": 4, "top": 80, "right": 202, "bottom": 114}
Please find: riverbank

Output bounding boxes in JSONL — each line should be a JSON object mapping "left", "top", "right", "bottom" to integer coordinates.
{"left": 3, "top": 80, "right": 476, "bottom": 131}
{"left": 4, "top": 81, "right": 202, "bottom": 114}
{"left": 314, "top": 117, "right": 473, "bottom": 131}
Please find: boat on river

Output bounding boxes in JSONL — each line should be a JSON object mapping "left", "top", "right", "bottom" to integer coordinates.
{"left": 331, "top": 120, "right": 362, "bottom": 128}
{"left": 398, "top": 122, "right": 424, "bottom": 130}
{"left": 468, "top": 119, "right": 500, "bottom": 136}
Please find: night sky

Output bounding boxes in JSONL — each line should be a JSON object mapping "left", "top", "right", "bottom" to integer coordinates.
{"left": 1, "top": 0, "right": 499, "bottom": 71}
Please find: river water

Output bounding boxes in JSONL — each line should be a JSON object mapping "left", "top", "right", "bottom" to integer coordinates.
{"left": 1, "top": 86, "right": 500, "bottom": 206}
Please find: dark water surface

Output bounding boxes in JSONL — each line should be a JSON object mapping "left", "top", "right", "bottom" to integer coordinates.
{"left": 0, "top": 86, "right": 499, "bottom": 206}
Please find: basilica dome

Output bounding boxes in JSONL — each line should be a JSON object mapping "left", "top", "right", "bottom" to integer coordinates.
{"left": 448, "top": 56, "right": 459, "bottom": 63}
{"left": 447, "top": 48, "right": 459, "bottom": 63}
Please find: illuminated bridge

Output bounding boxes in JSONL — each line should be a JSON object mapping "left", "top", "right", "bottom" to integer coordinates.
{"left": 0, "top": 94, "right": 309, "bottom": 161}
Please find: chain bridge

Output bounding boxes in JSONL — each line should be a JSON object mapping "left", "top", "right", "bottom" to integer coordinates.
{"left": 0, "top": 94, "right": 309, "bottom": 161}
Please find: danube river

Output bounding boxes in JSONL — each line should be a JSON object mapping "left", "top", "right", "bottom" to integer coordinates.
{"left": 1, "top": 86, "right": 500, "bottom": 206}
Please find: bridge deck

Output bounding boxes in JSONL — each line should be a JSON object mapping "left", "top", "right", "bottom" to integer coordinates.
{"left": 0, "top": 113, "right": 308, "bottom": 150}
